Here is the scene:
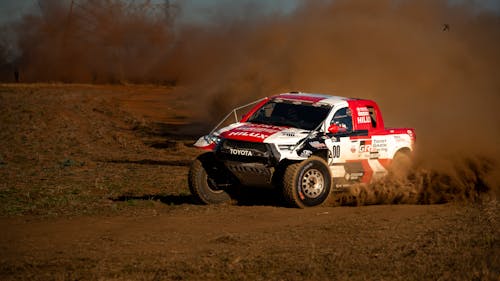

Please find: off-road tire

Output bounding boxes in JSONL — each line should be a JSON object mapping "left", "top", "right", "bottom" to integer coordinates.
{"left": 283, "top": 156, "right": 332, "bottom": 208}
{"left": 188, "top": 153, "right": 232, "bottom": 204}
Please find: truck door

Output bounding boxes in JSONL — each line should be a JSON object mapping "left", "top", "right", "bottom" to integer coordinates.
{"left": 325, "top": 106, "right": 364, "bottom": 185}
{"left": 349, "top": 102, "right": 387, "bottom": 182}
{"left": 327, "top": 106, "right": 353, "bottom": 164}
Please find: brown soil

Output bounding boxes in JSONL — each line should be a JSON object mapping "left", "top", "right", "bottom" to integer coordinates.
{"left": 0, "top": 84, "right": 498, "bottom": 280}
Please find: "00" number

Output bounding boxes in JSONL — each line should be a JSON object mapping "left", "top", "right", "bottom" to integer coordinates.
{"left": 331, "top": 145, "right": 341, "bottom": 158}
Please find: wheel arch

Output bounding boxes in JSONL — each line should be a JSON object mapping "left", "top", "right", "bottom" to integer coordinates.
{"left": 393, "top": 146, "right": 412, "bottom": 159}
{"left": 188, "top": 152, "right": 233, "bottom": 204}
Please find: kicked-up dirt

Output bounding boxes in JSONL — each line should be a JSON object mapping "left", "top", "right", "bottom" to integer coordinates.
{"left": 0, "top": 84, "right": 498, "bottom": 280}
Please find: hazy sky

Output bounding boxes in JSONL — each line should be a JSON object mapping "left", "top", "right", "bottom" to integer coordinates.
{"left": 0, "top": 0, "right": 498, "bottom": 24}
{"left": 0, "top": 0, "right": 300, "bottom": 24}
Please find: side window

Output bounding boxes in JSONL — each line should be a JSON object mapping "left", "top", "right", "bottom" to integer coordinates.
{"left": 367, "top": 106, "right": 377, "bottom": 128}
{"left": 331, "top": 107, "right": 353, "bottom": 132}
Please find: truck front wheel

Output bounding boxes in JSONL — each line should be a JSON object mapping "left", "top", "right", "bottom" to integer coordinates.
{"left": 283, "top": 156, "right": 332, "bottom": 208}
{"left": 188, "top": 153, "right": 232, "bottom": 204}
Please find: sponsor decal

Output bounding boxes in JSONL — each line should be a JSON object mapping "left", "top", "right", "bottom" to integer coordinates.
{"left": 227, "top": 131, "right": 267, "bottom": 139}
{"left": 372, "top": 139, "right": 388, "bottom": 152}
{"left": 359, "top": 145, "right": 376, "bottom": 153}
{"left": 345, "top": 172, "right": 364, "bottom": 181}
{"left": 356, "top": 107, "right": 371, "bottom": 124}
{"left": 359, "top": 140, "right": 376, "bottom": 153}
{"left": 394, "top": 135, "right": 406, "bottom": 143}
{"left": 222, "top": 123, "right": 284, "bottom": 141}
{"left": 229, "top": 148, "right": 253, "bottom": 156}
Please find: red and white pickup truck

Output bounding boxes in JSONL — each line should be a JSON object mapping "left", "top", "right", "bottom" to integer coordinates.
{"left": 190, "top": 92, "right": 416, "bottom": 208}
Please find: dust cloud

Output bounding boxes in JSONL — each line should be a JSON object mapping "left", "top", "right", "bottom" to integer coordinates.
{"left": 172, "top": 0, "right": 500, "bottom": 196}
{"left": 1, "top": 0, "right": 499, "bottom": 198}
{"left": 1, "top": 0, "right": 175, "bottom": 83}
{"left": 338, "top": 155, "right": 496, "bottom": 206}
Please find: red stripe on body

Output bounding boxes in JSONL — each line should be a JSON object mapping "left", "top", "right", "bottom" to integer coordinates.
{"left": 360, "top": 160, "right": 373, "bottom": 183}
{"left": 377, "top": 159, "right": 392, "bottom": 170}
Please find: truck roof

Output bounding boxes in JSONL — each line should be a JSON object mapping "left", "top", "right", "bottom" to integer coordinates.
{"left": 272, "top": 92, "right": 359, "bottom": 106}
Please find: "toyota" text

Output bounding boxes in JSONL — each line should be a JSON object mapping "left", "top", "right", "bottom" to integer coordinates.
{"left": 229, "top": 149, "right": 253, "bottom": 156}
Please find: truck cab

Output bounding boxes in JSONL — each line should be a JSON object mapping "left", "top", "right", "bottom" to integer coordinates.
{"left": 320, "top": 99, "right": 415, "bottom": 188}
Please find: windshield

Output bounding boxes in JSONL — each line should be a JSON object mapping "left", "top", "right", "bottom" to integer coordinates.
{"left": 246, "top": 99, "right": 331, "bottom": 130}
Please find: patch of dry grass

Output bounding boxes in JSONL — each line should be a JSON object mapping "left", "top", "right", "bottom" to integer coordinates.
{"left": 0, "top": 84, "right": 199, "bottom": 217}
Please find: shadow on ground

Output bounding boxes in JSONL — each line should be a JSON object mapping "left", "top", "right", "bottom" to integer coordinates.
{"left": 230, "top": 187, "right": 285, "bottom": 207}
{"left": 109, "top": 187, "right": 285, "bottom": 207}
{"left": 110, "top": 194, "right": 196, "bottom": 205}
{"left": 102, "top": 159, "right": 192, "bottom": 166}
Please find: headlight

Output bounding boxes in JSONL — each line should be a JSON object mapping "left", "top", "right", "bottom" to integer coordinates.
{"left": 205, "top": 135, "right": 221, "bottom": 145}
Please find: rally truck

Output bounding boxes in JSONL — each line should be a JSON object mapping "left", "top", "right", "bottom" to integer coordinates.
{"left": 189, "top": 92, "right": 416, "bottom": 208}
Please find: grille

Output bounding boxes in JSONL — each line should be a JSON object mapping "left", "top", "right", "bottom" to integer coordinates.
{"left": 217, "top": 139, "right": 274, "bottom": 164}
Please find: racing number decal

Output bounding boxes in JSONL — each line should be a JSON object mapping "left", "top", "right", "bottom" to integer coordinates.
{"left": 331, "top": 145, "right": 341, "bottom": 158}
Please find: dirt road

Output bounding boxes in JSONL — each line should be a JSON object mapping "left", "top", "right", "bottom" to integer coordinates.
{"left": 1, "top": 203, "right": 498, "bottom": 280}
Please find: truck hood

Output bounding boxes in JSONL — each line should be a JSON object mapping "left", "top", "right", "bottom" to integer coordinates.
{"left": 193, "top": 122, "right": 312, "bottom": 149}
{"left": 217, "top": 122, "right": 310, "bottom": 144}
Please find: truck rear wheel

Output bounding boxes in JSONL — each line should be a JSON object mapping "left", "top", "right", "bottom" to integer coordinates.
{"left": 389, "top": 151, "right": 412, "bottom": 181}
{"left": 188, "top": 153, "right": 232, "bottom": 204}
{"left": 283, "top": 156, "right": 332, "bottom": 208}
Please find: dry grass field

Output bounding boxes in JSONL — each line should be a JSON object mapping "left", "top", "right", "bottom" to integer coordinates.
{"left": 0, "top": 84, "right": 498, "bottom": 280}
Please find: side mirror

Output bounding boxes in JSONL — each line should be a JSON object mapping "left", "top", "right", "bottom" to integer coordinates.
{"left": 328, "top": 124, "right": 340, "bottom": 134}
